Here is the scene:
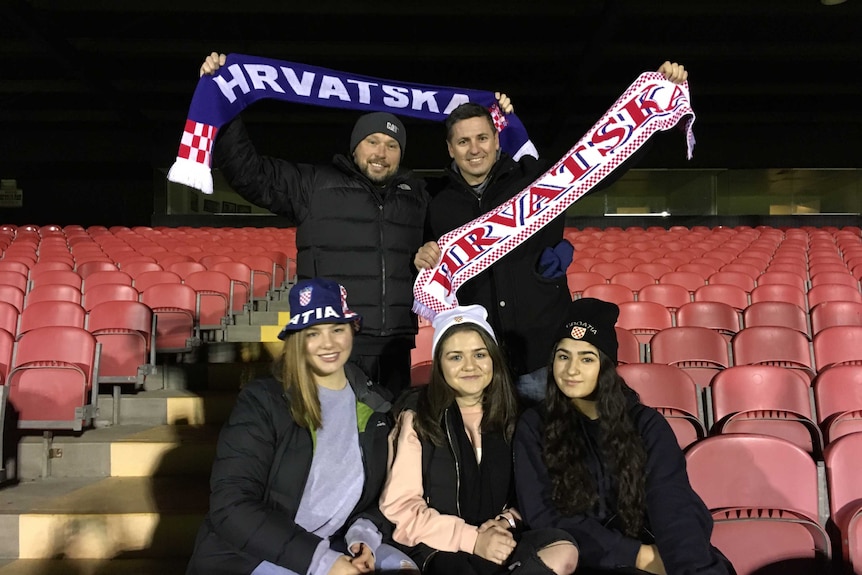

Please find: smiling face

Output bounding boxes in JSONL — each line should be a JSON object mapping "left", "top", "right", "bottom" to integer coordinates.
{"left": 553, "top": 338, "right": 601, "bottom": 418}
{"left": 438, "top": 329, "right": 494, "bottom": 407}
{"left": 446, "top": 116, "right": 500, "bottom": 186}
{"left": 303, "top": 323, "right": 353, "bottom": 388}
{"left": 353, "top": 132, "right": 401, "bottom": 184}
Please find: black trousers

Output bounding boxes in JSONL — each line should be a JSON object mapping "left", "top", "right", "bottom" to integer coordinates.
{"left": 349, "top": 348, "right": 412, "bottom": 400}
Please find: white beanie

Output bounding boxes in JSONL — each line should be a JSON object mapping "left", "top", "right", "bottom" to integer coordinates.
{"left": 431, "top": 304, "right": 497, "bottom": 356}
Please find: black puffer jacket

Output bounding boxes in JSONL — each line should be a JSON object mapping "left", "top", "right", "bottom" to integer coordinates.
{"left": 214, "top": 118, "right": 429, "bottom": 349}
{"left": 186, "top": 364, "right": 393, "bottom": 575}
{"left": 426, "top": 153, "right": 570, "bottom": 376}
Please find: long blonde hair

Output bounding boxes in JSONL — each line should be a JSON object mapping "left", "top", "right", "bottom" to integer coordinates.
{"left": 277, "top": 331, "right": 323, "bottom": 429}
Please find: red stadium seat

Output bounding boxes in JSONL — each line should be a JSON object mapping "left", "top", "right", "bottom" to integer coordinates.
{"left": 810, "top": 300, "right": 862, "bottom": 335}
{"left": 807, "top": 283, "right": 862, "bottom": 309}
{"left": 17, "top": 300, "right": 86, "bottom": 338}
{"left": 410, "top": 324, "right": 434, "bottom": 387}
{"left": 814, "top": 365, "right": 862, "bottom": 443}
{"left": 732, "top": 326, "right": 815, "bottom": 384}
{"left": 7, "top": 325, "right": 99, "bottom": 431}
{"left": 82, "top": 270, "right": 133, "bottom": 291}
{"left": 184, "top": 270, "right": 233, "bottom": 333}
{"left": 133, "top": 270, "right": 182, "bottom": 293}
{"left": 707, "top": 271, "right": 756, "bottom": 293}
{"left": 0, "top": 270, "right": 29, "bottom": 293}
{"left": 81, "top": 283, "right": 140, "bottom": 312}
{"left": 813, "top": 326, "right": 862, "bottom": 372}
{"left": 140, "top": 283, "right": 199, "bottom": 353}
{"left": 167, "top": 260, "right": 207, "bottom": 280}
{"left": 0, "top": 327, "right": 12, "bottom": 384}
{"left": 0, "top": 285, "right": 25, "bottom": 314}
{"left": 589, "top": 261, "right": 629, "bottom": 280}
{"left": 75, "top": 260, "right": 119, "bottom": 280}
{"left": 616, "top": 301, "right": 673, "bottom": 344}
{"left": 566, "top": 271, "right": 606, "bottom": 299}
{"left": 750, "top": 283, "right": 808, "bottom": 311}
{"left": 636, "top": 283, "right": 691, "bottom": 313}
{"left": 823, "top": 433, "right": 862, "bottom": 573}
{"left": 659, "top": 271, "right": 706, "bottom": 294}
{"left": 649, "top": 326, "right": 730, "bottom": 388}
{"left": 676, "top": 301, "right": 741, "bottom": 340}
{"left": 29, "top": 269, "right": 82, "bottom": 290}
{"left": 609, "top": 271, "right": 655, "bottom": 294}
{"left": 743, "top": 301, "right": 810, "bottom": 337}
{"left": 710, "top": 365, "right": 822, "bottom": 455}
{"left": 24, "top": 283, "right": 82, "bottom": 307}
{"left": 617, "top": 363, "right": 705, "bottom": 449}
{"left": 615, "top": 327, "right": 642, "bottom": 365}
{"left": 810, "top": 271, "right": 860, "bottom": 290}
{"left": 693, "top": 284, "right": 749, "bottom": 312}
{"left": 581, "top": 284, "right": 635, "bottom": 306}
{"left": 757, "top": 271, "right": 807, "bottom": 294}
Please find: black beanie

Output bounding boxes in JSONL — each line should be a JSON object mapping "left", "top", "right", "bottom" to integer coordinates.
{"left": 349, "top": 112, "right": 406, "bottom": 155}
{"left": 553, "top": 298, "right": 620, "bottom": 364}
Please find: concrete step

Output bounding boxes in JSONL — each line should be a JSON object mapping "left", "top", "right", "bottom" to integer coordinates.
{"left": 95, "top": 389, "right": 238, "bottom": 427}
{"left": 16, "top": 423, "right": 220, "bottom": 480}
{"left": 0, "top": 558, "right": 190, "bottom": 574}
{"left": 0, "top": 476, "right": 206, "bottom": 560}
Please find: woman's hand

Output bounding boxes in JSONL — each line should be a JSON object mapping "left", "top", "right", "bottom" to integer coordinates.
{"left": 473, "top": 523, "right": 516, "bottom": 565}
{"left": 327, "top": 555, "right": 361, "bottom": 575}
{"left": 349, "top": 543, "right": 375, "bottom": 573}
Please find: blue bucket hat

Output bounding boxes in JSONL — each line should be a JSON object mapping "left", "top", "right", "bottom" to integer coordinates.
{"left": 277, "top": 278, "right": 362, "bottom": 340}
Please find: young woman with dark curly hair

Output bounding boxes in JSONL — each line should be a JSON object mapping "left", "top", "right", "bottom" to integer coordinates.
{"left": 513, "top": 298, "right": 734, "bottom": 575}
{"left": 380, "top": 305, "right": 579, "bottom": 575}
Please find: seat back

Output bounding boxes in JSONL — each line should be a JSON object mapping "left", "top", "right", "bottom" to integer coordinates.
{"left": 659, "top": 271, "right": 706, "bottom": 293}
{"left": 0, "top": 270, "right": 29, "bottom": 292}
{"left": 743, "top": 301, "right": 809, "bottom": 336}
{"left": 814, "top": 365, "right": 862, "bottom": 443}
{"left": 637, "top": 283, "right": 692, "bottom": 312}
{"left": 617, "top": 363, "right": 704, "bottom": 448}
{"left": 811, "top": 271, "right": 859, "bottom": 289}
{"left": 694, "top": 284, "right": 749, "bottom": 312}
{"left": 167, "top": 261, "right": 207, "bottom": 280}
{"left": 133, "top": 270, "right": 182, "bottom": 292}
{"left": 813, "top": 326, "right": 862, "bottom": 372}
{"left": 808, "top": 284, "right": 862, "bottom": 309}
{"left": 731, "top": 326, "right": 815, "bottom": 382}
{"left": 756, "top": 271, "right": 807, "bottom": 294}
{"left": 686, "top": 434, "right": 820, "bottom": 520}
{"left": 210, "top": 262, "right": 252, "bottom": 312}
{"left": 676, "top": 301, "right": 741, "bottom": 340}
{"left": 184, "top": 270, "right": 233, "bottom": 328}
{"left": 823, "top": 433, "right": 862, "bottom": 519}
{"left": 88, "top": 300, "right": 154, "bottom": 381}
{"left": 140, "top": 283, "right": 198, "bottom": 352}
{"left": 18, "top": 300, "right": 86, "bottom": 337}
{"left": 810, "top": 300, "right": 862, "bottom": 335}
{"left": 82, "top": 283, "right": 139, "bottom": 312}
{"left": 710, "top": 365, "right": 820, "bottom": 454}
{"left": 616, "top": 301, "right": 673, "bottom": 344}
{"left": 29, "top": 269, "right": 82, "bottom": 290}
{"left": 649, "top": 326, "right": 729, "bottom": 388}
{"left": 609, "top": 271, "right": 655, "bottom": 294}
{"left": 615, "top": 327, "right": 641, "bottom": 365}
{"left": 581, "top": 283, "right": 635, "bottom": 306}
{"left": 75, "top": 260, "right": 119, "bottom": 280}
{"left": 708, "top": 271, "right": 756, "bottom": 293}
{"left": 24, "top": 283, "right": 82, "bottom": 307}
{"left": 566, "top": 271, "right": 606, "bottom": 298}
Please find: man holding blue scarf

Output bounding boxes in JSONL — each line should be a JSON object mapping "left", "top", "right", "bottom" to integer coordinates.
{"left": 199, "top": 52, "right": 430, "bottom": 398}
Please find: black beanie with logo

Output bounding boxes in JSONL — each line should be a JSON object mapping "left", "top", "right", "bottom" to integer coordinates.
{"left": 553, "top": 297, "right": 620, "bottom": 364}
{"left": 349, "top": 112, "right": 406, "bottom": 156}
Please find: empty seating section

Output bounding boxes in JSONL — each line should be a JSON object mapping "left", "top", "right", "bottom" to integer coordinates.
{"left": 3, "top": 223, "right": 862, "bottom": 570}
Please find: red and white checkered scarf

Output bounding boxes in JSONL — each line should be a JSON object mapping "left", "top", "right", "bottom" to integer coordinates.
{"left": 413, "top": 72, "right": 696, "bottom": 320}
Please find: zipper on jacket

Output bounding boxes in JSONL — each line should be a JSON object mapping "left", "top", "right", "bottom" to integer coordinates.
{"left": 443, "top": 407, "right": 462, "bottom": 517}
{"left": 378, "top": 202, "right": 386, "bottom": 330}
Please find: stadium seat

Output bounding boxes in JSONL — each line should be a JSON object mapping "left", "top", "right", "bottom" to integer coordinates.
{"left": 82, "top": 270, "right": 134, "bottom": 292}
{"left": 808, "top": 284, "right": 862, "bottom": 310}
{"left": 823, "top": 433, "right": 862, "bottom": 573}
{"left": 133, "top": 270, "right": 182, "bottom": 292}
{"left": 810, "top": 271, "right": 860, "bottom": 290}
{"left": 659, "top": 271, "right": 706, "bottom": 294}
{"left": 0, "top": 270, "right": 29, "bottom": 293}
{"left": 184, "top": 270, "right": 233, "bottom": 334}
{"left": 750, "top": 283, "right": 808, "bottom": 311}
{"left": 649, "top": 326, "right": 730, "bottom": 388}
{"left": 81, "top": 283, "right": 140, "bottom": 312}
{"left": 616, "top": 301, "right": 673, "bottom": 344}
{"left": 7, "top": 325, "right": 99, "bottom": 431}
{"left": 810, "top": 300, "right": 862, "bottom": 336}
{"left": 0, "top": 285, "right": 25, "bottom": 314}
{"left": 0, "top": 327, "right": 12, "bottom": 384}
{"left": 0, "top": 260, "right": 30, "bottom": 277}
{"left": 710, "top": 365, "right": 822, "bottom": 455}
{"left": 757, "top": 271, "right": 807, "bottom": 294}
{"left": 617, "top": 363, "right": 705, "bottom": 448}
{"left": 636, "top": 283, "right": 691, "bottom": 313}
{"left": 566, "top": 271, "right": 606, "bottom": 299}
{"left": 693, "top": 284, "right": 749, "bottom": 312}
{"left": 239, "top": 253, "right": 278, "bottom": 300}
{"left": 75, "top": 260, "right": 119, "bottom": 280}
{"left": 120, "top": 261, "right": 163, "bottom": 279}
{"left": 686, "top": 434, "right": 831, "bottom": 575}
{"left": 0, "top": 304, "right": 18, "bottom": 348}
{"left": 813, "top": 326, "right": 862, "bottom": 372}
{"left": 581, "top": 283, "right": 635, "bottom": 306}
{"left": 87, "top": 300, "right": 155, "bottom": 424}
{"left": 707, "top": 271, "right": 756, "bottom": 293}
{"left": 810, "top": 262, "right": 852, "bottom": 278}
{"left": 813, "top": 365, "right": 862, "bottom": 444}
{"left": 732, "top": 326, "right": 815, "bottom": 384}
{"left": 167, "top": 260, "right": 207, "bottom": 280}
{"left": 140, "top": 283, "right": 199, "bottom": 353}
{"left": 609, "top": 271, "right": 655, "bottom": 294}
{"left": 589, "top": 261, "right": 629, "bottom": 280}
{"left": 199, "top": 254, "right": 234, "bottom": 269}
{"left": 676, "top": 262, "right": 716, "bottom": 280}
{"left": 720, "top": 262, "right": 762, "bottom": 280}
{"left": 24, "top": 283, "right": 82, "bottom": 307}
{"left": 615, "top": 327, "right": 642, "bottom": 365}
{"left": 210, "top": 261, "right": 253, "bottom": 313}
{"left": 29, "top": 269, "right": 82, "bottom": 290}
{"left": 632, "top": 262, "right": 674, "bottom": 280}
{"left": 676, "top": 301, "right": 741, "bottom": 340}
{"left": 743, "top": 301, "right": 810, "bottom": 337}
{"left": 17, "top": 300, "right": 86, "bottom": 338}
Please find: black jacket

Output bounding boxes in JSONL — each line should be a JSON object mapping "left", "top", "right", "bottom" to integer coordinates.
{"left": 514, "top": 403, "right": 731, "bottom": 574}
{"left": 187, "top": 364, "right": 393, "bottom": 575}
{"left": 214, "top": 118, "right": 429, "bottom": 352}
{"left": 426, "top": 154, "right": 570, "bottom": 376}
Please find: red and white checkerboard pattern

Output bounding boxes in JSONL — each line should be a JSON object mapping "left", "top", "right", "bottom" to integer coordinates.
{"left": 178, "top": 119, "right": 218, "bottom": 165}
{"left": 489, "top": 104, "right": 509, "bottom": 133}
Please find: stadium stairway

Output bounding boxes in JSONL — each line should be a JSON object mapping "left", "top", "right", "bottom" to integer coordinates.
{"left": 0, "top": 347, "right": 274, "bottom": 574}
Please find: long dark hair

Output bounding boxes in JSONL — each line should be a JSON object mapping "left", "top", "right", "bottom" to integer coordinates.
{"left": 413, "top": 323, "right": 518, "bottom": 446}
{"left": 542, "top": 346, "right": 648, "bottom": 537}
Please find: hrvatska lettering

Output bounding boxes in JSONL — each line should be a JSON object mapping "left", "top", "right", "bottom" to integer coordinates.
{"left": 213, "top": 63, "right": 470, "bottom": 115}
{"left": 413, "top": 72, "right": 696, "bottom": 319}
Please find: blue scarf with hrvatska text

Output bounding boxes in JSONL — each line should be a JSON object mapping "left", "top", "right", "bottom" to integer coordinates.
{"left": 167, "top": 53, "right": 537, "bottom": 194}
